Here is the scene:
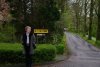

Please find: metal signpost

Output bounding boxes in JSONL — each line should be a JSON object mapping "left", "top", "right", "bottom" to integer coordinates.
{"left": 34, "top": 29, "right": 48, "bottom": 44}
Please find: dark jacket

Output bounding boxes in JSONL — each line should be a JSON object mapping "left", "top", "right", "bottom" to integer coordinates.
{"left": 22, "top": 33, "right": 36, "bottom": 55}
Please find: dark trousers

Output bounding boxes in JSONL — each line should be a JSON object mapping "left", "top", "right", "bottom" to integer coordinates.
{"left": 24, "top": 45, "right": 32, "bottom": 67}
{"left": 25, "top": 53, "right": 32, "bottom": 67}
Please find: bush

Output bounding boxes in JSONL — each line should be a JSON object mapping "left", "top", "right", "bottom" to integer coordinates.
{"left": 96, "top": 40, "right": 100, "bottom": 48}
{"left": 0, "top": 43, "right": 23, "bottom": 63}
{"left": 55, "top": 35, "right": 66, "bottom": 55}
{"left": 0, "top": 25, "right": 16, "bottom": 43}
{"left": 33, "top": 45, "right": 56, "bottom": 62}
{"left": 55, "top": 44, "right": 65, "bottom": 54}
{"left": 52, "top": 33, "right": 63, "bottom": 45}
{"left": 0, "top": 50, "right": 24, "bottom": 63}
{"left": 0, "top": 44, "right": 56, "bottom": 63}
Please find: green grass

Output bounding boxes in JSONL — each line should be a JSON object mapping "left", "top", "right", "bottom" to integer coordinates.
{"left": 77, "top": 33, "right": 100, "bottom": 48}
{"left": 0, "top": 43, "right": 22, "bottom": 51}
{"left": 83, "top": 37, "right": 100, "bottom": 48}
{"left": 62, "top": 34, "right": 70, "bottom": 55}
{"left": 0, "top": 43, "right": 52, "bottom": 51}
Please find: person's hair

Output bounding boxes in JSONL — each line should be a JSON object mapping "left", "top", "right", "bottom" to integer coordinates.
{"left": 25, "top": 26, "right": 31, "bottom": 31}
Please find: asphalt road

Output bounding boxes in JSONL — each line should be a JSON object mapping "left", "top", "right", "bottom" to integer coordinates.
{"left": 42, "top": 32, "right": 100, "bottom": 67}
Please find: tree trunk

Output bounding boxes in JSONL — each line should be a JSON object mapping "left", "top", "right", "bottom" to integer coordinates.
{"left": 83, "top": 0, "right": 87, "bottom": 36}
{"left": 96, "top": 0, "right": 100, "bottom": 41}
{"left": 75, "top": 13, "right": 79, "bottom": 33}
{"left": 88, "top": 0, "right": 94, "bottom": 40}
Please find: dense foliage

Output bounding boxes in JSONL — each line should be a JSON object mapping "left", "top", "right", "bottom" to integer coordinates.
{"left": 7, "top": 0, "right": 63, "bottom": 43}
{"left": 55, "top": 44, "right": 65, "bottom": 54}
{"left": 64, "top": 0, "right": 100, "bottom": 46}
{"left": 0, "top": 43, "right": 65, "bottom": 63}
{"left": 0, "top": 44, "right": 56, "bottom": 63}
{"left": 0, "top": 24, "right": 16, "bottom": 43}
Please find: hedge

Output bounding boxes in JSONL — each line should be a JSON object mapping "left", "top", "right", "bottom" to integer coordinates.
{"left": 55, "top": 44, "right": 65, "bottom": 54}
{"left": 0, "top": 44, "right": 56, "bottom": 63}
{"left": 96, "top": 40, "right": 100, "bottom": 48}
{"left": 33, "top": 45, "right": 56, "bottom": 62}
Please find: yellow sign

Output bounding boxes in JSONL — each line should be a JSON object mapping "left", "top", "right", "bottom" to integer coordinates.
{"left": 34, "top": 29, "right": 48, "bottom": 33}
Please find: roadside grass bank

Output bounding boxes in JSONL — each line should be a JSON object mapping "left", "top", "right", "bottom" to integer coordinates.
{"left": 76, "top": 33, "right": 100, "bottom": 49}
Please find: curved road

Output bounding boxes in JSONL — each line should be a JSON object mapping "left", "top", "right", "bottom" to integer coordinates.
{"left": 42, "top": 32, "right": 100, "bottom": 67}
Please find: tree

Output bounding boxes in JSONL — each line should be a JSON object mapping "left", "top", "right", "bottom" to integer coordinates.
{"left": 8, "top": 0, "right": 61, "bottom": 42}
{"left": 55, "top": 0, "right": 68, "bottom": 13}
{"left": 96, "top": 0, "right": 100, "bottom": 41}
{"left": 72, "top": 0, "right": 84, "bottom": 33}
{"left": 83, "top": 0, "right": 89, "bottom": 36}
{"left": 0, "top": 0, "right": 9, "bottom": 29}
{"left": 88, "top": 0, "right": 94, "bottom": 40}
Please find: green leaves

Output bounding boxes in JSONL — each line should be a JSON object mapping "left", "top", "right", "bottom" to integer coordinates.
{"left": 0, "top": 44, "right": 57, "bottom": 63}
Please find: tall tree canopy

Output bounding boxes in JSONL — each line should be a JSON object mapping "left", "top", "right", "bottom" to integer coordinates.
{"left": 9, "top": 0, "right": 60, "bottom": 30}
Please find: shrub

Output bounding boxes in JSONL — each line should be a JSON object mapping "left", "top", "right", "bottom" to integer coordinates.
{"left": 0, "top": 44, "right": 24, "bottom": 63}
{"left": 33, "top": 45, "right": 56, "bottom": 62}
{"left": 55, "top": 35, "right": 66, "bottom": 55}
{"left": 0, "top": 50, "right": 24, "bottom": 63}
{"left": 0, "top": 44, "right": 56, "bottom": 63}
{"left": 0, "top": 25, "right": 16, "bottom": 43}
{"left": 55, "top": 44, "right": 65, "bottom": 54}
{"left": 96, "top": 40, "right": 100, "bottom": 48}
{"left": 52, "top": 33, "right": 63, "bottom": 45}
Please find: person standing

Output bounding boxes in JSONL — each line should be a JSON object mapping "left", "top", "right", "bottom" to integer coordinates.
{"left": 22, "top": 26, "right": 36, "bottom": 67}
